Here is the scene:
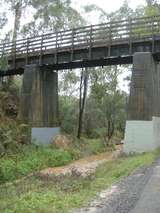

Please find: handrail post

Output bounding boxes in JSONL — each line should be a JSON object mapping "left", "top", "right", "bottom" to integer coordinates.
{"left": 89, "top": 25, "right": 93, "bottom": 60}
{"left": 12, "top": 40, "right": 16, "bottom": 69}
{"left": 108, "top": 22, "right": 112, "bottom": 57}
{"left": 1, "top": 42, "right": 5, "bottom": 57}
{"left": 39, "top": 35, "right": 44, "bottom": 65}
{"left": 129, "top": 18, "right": 132, "bottom": 55}
{"left": 152, "top": 17, "right": 155, "bottom": 53}
{"left": 26, "top": 37, "right": 29, "bottom": 65}
{"left": 71, "top": 29, "right": 74, "bottom": 62}
{"left": 54, "top": 32, "right": 58, "bottom": 64}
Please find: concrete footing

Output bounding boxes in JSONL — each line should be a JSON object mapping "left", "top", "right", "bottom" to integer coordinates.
{"left": 124, "top": 117, "right": 160, "bottom": 154}
{"left": 32, "top": 127, "right": 60, "bottom": 145}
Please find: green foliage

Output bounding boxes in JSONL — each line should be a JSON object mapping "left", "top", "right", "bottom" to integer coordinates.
{"left": 0, "top": 122, "right": 30, "bottom": 156}
{"left": 83, "top": 66, "right": 127, "bottom": 140}
{"left": 58, "top": 67, "right": 127, "bottom": 140}
{"left": 90, "top": 128, "right": 107, "bottom": 138}
{"left": 0, "top": 81, "right": 20, "bottom": 119}
{"left": 144, "top": 0, "right": 160, "bottom": 16}
{"left": 84, "top": 139, "right": 106, "bottom": 154}
{"left": 0, "top": 145, "right": 73, "bottom": 183}
{"left": 0, "top": 136, "right": 110, "bottom": 183}
{"left": 0, "top": 151, "right": 158, "bottom": 213}
{"left": 59, "top": 96, "right": 79, "bottom": 134}
{"left": 21, "top": 0, "right": 85, "bottom": 37}
{"left": 0, "top": 56, "right": 9, "bottom": 70}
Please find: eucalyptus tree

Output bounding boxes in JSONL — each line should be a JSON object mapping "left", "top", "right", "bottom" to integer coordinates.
{"left": 4, "top": 0, "right": 31, "bottom": 41}
{"left": 144, "top": 0, "right": 160, "bottom": 16}
{"left": 0, "top": 8, "right": 7, "bottom": 81}
{"left": 22, "top": 0, "right": 85, "bottom": 37}
{"left": 88, "top": 66, "right": 127, "bottom": 142}
{"left": 77, "top": 68, "right": 89, "bottom": 139}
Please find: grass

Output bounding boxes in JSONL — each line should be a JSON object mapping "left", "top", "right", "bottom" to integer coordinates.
{"left": 0, "top": 145, "right": 73, "bottom": 183}
{"left": 0, "top": 149, "right": 159, "bottom": 213}
{"left": 0, "top": 139, "right": 108, "bottom": 184}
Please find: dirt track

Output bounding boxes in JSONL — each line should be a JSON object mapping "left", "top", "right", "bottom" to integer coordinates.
{"left": 39, "top": 145, "right": 122, "bottom": 178}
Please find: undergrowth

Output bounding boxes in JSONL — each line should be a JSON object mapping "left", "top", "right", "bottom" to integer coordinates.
{"left": 0, "top": 150, "right": 159, "bottom": 213}
{"left": 0, "top": 145, "right": 73, "bottom": 183}
{"left": 0, "top": 136, "right": 109, "bottom": 183}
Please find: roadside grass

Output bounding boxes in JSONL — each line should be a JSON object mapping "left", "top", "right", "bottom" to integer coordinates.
{"left": 0, "top": 150, "right": 159, "bottom": 213}
{"left": 0, "top": 139, "right": 107, "bottom": 184}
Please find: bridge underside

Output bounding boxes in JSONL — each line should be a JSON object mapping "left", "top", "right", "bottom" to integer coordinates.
{"left": 19, "top": 52, "right": 160, "bottom": 125}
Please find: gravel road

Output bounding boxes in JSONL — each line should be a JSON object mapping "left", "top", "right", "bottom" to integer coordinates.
{"left": 74, "top": 161, "right": 156, "bottom": 213}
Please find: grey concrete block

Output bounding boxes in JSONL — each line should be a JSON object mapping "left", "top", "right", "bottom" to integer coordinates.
{"left": 32, "top": 127, "right": 60, "bottom": 145}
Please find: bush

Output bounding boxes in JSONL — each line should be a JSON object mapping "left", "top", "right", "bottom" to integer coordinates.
{"left": 85, "top": 139, "right": 106, "bottom": 154}
{"left": 0, "top": 122, "right": 31, "bottom": 156}
{"left": 90, "top": 128, "right": 107, "bottom": 139}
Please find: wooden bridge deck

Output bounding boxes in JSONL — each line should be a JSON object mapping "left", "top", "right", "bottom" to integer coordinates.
{"left": 1, "top": 15, "right": 160, "bottom": 76}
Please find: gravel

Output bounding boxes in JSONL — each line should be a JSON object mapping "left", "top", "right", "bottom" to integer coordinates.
{"left": 74, "top": 162, "right": 156, "bottom": 213}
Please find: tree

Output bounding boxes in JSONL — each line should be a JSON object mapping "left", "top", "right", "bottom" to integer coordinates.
{"left": 146, "top": 0, "right": 157, "bottom": 6}
{"left": 3, "top": 0, "right": 31, "bottom": 40}
{"left": 90, "top": 66, "right": 127, "bottom": 143}
{"left": 22, "top": 0, "right": 85, "bottom": 37}
{"left": 144, "top": 0, "right": 160, "bottom": 16}
{"left": 0, "top": 14, "right": 7, "bottom": 35}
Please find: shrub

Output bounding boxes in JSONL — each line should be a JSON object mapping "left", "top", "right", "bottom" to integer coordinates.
{"left": 0, "top": 122, "right": 31, "bottom": 156}
{"left": 90, "top": 128, "right": 107, "bottom": 139}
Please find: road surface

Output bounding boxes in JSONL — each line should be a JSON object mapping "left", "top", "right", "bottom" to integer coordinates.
{"left": 75, "top": 159, "right": 160, "bottom": 213}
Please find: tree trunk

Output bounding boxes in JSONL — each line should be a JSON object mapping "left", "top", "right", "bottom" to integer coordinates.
{"left": 77, "top": 68, "right": 89, "bottom": 139}
{"left": 8, "top": 1, "right": 22, "bottom": 85}
{"left": 107, "top": 119, "right": 115, "bottom": 141}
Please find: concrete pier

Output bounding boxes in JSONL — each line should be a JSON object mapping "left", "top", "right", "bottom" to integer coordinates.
{"left": 20, "top": 65, "right": 59, "bottom": 144}
{"left": 128, "top": 52, "right": 160, "bottom": 120}
{"left": 124, "top": 53, "right": 160, "bottom": 153}
{"left": 20, "top": 64, "right": 59, "bottom": 127}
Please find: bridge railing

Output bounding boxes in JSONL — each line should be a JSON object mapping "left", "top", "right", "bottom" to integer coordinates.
{"left": 0, "top": 15, "right": 160, "bottom": 62}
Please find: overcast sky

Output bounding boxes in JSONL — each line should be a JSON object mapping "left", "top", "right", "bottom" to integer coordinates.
{"left": 72, "top": 0, "right": 146, "bottom": 13}
{"left": 70, "top": 0, "right": 147, "bottom": 25}
{"left": 4, "top": 0, "right": 147, "bottom": 34}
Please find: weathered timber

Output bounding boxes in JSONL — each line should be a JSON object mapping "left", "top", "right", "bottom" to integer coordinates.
{"left": 1, "top": 15, "right": 160, "bottom": 75}
{"left": 19, "top": 65, "right": 58, "bottom": 127}
{"left": 128, "top": 52, "right": 160, "bottom": 120}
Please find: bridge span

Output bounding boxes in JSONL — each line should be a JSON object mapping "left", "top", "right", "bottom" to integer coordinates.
{"left": 1, "top": 15, "right": 160, "bottom": 76}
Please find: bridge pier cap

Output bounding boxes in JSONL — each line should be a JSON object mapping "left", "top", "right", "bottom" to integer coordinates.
{"left": 20, "top": 64, "right": 60, "bottom": 145}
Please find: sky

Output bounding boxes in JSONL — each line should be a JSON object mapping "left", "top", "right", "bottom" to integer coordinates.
{"left": 71, "top": 0, "right": 147, "bottom": 28}
{"left": 3, "top": 0, "right": 147, "bottom": 37}
{"left": 72, "top": 0, "right": 146, "bottom": 14}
